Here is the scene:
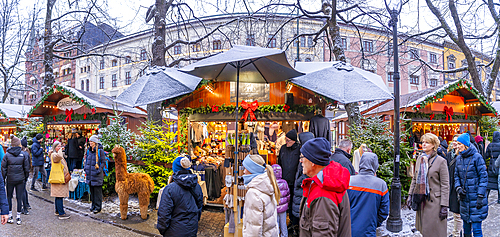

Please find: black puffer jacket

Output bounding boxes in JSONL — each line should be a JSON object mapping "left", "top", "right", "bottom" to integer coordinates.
{"left": 437, "top": 140, "right": 448, "bottom": 159}
{"left": 277, "top": 142, "right": 301, "bottom": 186}
{"left": 157, "top": 170, "right": 203, "bottom": 237}
{"left": 446, "top": 148, "right": 459, "bottom": 213}
{"left": 292, "top": 132, "right": 315, "bottom": 218}
{"left": 84, "top": 144, "right": 105, "bottom": 186}
{"left": 330, "top": 148, "right": 355, "bottom": 175}
{"left": 65, "top": 137, "right": 80, "bottom": 159}
{"left": 485, "top": 131, "right": 500, "bottom": 190}
{"left": 1, "top": 147, "right": 29, "bottom": 183}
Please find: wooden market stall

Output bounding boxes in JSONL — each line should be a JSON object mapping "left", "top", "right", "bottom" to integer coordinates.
{"left": 333, "top": 79, "right": 498, "bottom": 144}
{"left": 168, "top": 80, "right": 329, "bottom": 208}
{"left": 0, "top": 103, "right": 33, "bottom": 146}
{"left": 28, "top": 84, "right": 147, "bottom": 145}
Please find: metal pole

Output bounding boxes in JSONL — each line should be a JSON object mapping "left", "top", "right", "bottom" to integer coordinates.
{"left": 296, "top": 8, "right": 300, "bottom": 62}
{"left": 387, "top": 8, "right": 403, "bottom": 233}
{"left": 233, "top": 62, "right": 240, "bottom": 237}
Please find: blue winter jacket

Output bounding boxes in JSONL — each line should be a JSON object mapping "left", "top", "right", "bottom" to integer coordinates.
{"left": 84, "top": 144, "right": 105, "bottom": 186}
{"left": 347, "top": 152, "right": 389, "bottom": 237}
{"left": 484, "top": 131, "right": 500, "bottom": 190}
{"left": 157, "top": 169, "right": 203, "bottom": 237}
{"left": 31, "top": 137, "right": 44, "bottom": 166}
{"left": 0, "top": 172, "right": 8, "bottom": 215}
{"left": 454, "top": 145, "right": 488, "bottom": 223}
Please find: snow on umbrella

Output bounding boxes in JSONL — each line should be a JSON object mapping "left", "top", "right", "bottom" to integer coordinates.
{"left": 290, "top": 61, "right": 394, "bottom": 104}
{"left": 180, "top": 45, "right": 303, "bottom": 83}
{"left": 115, "top": 66, "right": 202, "bottom": 107}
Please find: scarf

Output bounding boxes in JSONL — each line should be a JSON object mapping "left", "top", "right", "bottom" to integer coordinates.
{"left": 411, "top": 152, "right": 431, "bottom": 211}
{"left": 242, "top": 155, "right": 266, "bottom": 185}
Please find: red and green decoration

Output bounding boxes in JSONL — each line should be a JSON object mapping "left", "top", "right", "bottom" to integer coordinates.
{"left": 412, "top": 79, "right": 498, "bottom": 116}
{"left": 405, "top": 112, "right": 481, "bottom": 122}
{"left": 179, "top": 103, "right": 320, "bottom": 117}
{"left": 0, "top": 109, "right": 7, "bottom": 119}
{"left": 28, "top": 85, "right": 96, "bottom": 117}
{"left": 42, "top": 112, "right": 107, "bottom": 126}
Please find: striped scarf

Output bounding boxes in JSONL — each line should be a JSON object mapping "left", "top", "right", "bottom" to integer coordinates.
{"left": 411, "top": 153, "right": 430, "bottom": 211}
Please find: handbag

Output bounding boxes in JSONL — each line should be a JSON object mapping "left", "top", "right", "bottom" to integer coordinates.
{"left": 64, "top": 172, "right": 71, "bottom": 184}
{"left": 48, "top": 160, "right": 65, "bottom": 184}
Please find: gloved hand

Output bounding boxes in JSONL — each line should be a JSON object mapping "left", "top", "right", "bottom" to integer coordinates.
{"left": 456, "top": 187, "right": 466, "bottom": 201}
{"left": 476, "top": 195, "right": 484, "bottom": 209}
{"left": 439, "top": 206, "right": 448, "bottom": 220}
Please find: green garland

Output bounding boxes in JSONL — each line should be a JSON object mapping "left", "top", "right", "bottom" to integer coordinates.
{"left": 178, "top": 113, "right": 189, "bottom": 153}
{"left": 28, "top": 84, "right": 96, "bottom": 116}
{"left": 404, "top": 112, "right": 481, "bottom": 121}
{"left": 42, "top": 112, "right": 108, "bottom": 127}
{"left": 179, "top": 103, "right": 320, "bottom": 116}
{"left": 412, "top": 79, "right": 498, "bottom": 115}
{"left": 0, "top": 109, "right": 7, "bottom": 119}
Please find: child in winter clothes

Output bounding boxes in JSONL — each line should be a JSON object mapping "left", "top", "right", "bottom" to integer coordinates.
{"left": 272, "top": 164, "right": 290, "bottom": 237}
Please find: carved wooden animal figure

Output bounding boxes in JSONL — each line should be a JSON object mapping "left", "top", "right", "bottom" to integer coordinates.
{"left": 112, "top": 145, "right": 154, "bottom": 220}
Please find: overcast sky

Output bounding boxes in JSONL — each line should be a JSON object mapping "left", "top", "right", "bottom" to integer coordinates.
{"left": 18, "top": 0, "right": 497, "bottom": 55}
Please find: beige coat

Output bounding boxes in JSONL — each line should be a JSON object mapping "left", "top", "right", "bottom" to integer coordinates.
{"left": 50, "top": 149, "right": 69, "bottom": 198}
{"left": 243, "top": 173, "right": 279, "bottom": 237}
{"left": 409, "top": 151, "right": 449, "bottom": 237}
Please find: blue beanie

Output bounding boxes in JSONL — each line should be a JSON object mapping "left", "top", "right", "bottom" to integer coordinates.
{"left": 300, "top": 137, "right": 332, "bottom": 166}
{"left": 173, "top": 156, "right": 192, "bottom": 173}
{"left": 457, "top": 133, "right": 470, "bottom": 147}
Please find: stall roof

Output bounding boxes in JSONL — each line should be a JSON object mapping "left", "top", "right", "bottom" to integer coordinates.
{"left": 333, "top": 79, "right": 498, "bottom": 121}
{"left": 0, "top": 104, "right": 32, "bottom": 118}
{"left": 29, "top": 84, "right": 146, "bottom": 117}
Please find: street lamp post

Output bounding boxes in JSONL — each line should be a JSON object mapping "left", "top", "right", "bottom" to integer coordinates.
{"left": 387, "top": 8, "right": 403, "bottom": 233}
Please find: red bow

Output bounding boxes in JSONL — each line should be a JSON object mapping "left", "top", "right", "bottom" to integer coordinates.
{"left": 83, "top": 114, "right": 87, "bottom": 119}
{"left": 91, "top": 108, "right": 96, "bottom": 114}
{"left": 444, "top": 106, "right": 453, "bottom": 122}
{"left": 212, "top": 106, "right": 219, "bottom": 113}
{"left": 241, "top": 100, "right": 259, "bottom": 121}
{"left": 429, "top": 114, "right": 435, "bottom": 120}
{"left": 65, "top": 109, "right": 74, "bottom": 122}
{"left": 283, "top": 104, "right": 290, "bottom": 112}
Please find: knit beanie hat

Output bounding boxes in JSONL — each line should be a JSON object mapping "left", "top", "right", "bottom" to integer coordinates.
{"left": 173, "top": 156, "right": 192, "bottom": 173}
{"left": 475, "top": 136, "right": 483, "bottom": 143}
{"left": 10, "top": 134, "right": 21, "bottom": 147}
{"left": 286, "top": 129, "right": 298, "bottom": 142}
{"left": 89, "top": 135, "right": 100, "bottom": 144}
{"left": 300, "top": 137, "right": 331, "bottom": 166}
{"left": 21, "top": 137, "right": 28, "bottom": 148}
{"left": 35, "top": 133, "right": 43, "bottom": 140}
{"left": 71, "top": 128, "right": 77, "bottom": 133}
{"left": 457, "top": 133, "right": 470, "bottom": 147}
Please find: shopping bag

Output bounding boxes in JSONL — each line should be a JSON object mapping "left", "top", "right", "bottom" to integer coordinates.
{"left": 48, "top": 161, "right": 65, "bottom": 184}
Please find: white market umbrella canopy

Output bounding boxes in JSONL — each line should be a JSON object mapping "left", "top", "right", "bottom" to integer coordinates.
{"left": 290, "top": 61, "right": 394, "bottom": 104}
{"left": 180, "top": 45, "right": 303, "bottom": 83}
{"left": 115, "top": 67, "right": 202, "bottom": 107}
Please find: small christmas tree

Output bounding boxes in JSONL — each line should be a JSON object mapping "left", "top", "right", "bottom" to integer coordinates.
{"left": 99, "top": 110, "right": 137, "bottom": 158}
{"left": 17, "top": 118, "right": 44, "bottom": 145}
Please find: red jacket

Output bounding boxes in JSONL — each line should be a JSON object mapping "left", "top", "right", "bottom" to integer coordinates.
{"left": 299, "top": 161, "right": 351, "bottom": 237}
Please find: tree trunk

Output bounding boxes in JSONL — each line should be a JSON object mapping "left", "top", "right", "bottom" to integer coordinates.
{"left": 147, "top": 0, "right": 171, "bottom": 124}
{"left": 327, "top": 0, "right": 361, "bottom": 127}
{"left": 43, "top": 0, "right": 56, "bottom": 93}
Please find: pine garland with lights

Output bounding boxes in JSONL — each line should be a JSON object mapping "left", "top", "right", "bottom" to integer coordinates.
{"left": 412, "top": 79, "right": 498, "bottom": 115}
{"left": 179, "top": 103, "right": 320, "bottom": 116}
{"left": 28, "top": 85, "right": 96, "bottom": 116}
{"left": 404, "top": 112, "right": 481, "bottom": 121}
{"left": 42, "top": 112, "right": 107, "bottom": 126}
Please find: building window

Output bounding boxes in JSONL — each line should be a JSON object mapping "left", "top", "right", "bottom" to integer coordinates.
{"left": 80, "top": 68, "right": 84, "bottom": 73}
{"left": 125, "top": 56, "right": 132, "bottom": 64}
{"left": 81, "top": 80, "right": 84, "bottom": 90}
{"left": 174, "top": 45, "right": 182, "bottom": 55}
{"left": 213, "top": 40, "right": 222, "bottom": 50}
{"left": 246, "top": 34, "right": 255, "bottom": 46}
{"left": 99, "top": 60, "right": 104, "bottom": 70}
{"left": 293, "top": 34, "right": 298, "bottom": 47}
{"left": 64, "top": 51, "right": 71, "bottom": 57}
{"left": 449, "top": 61, "right": 455, "bottom": 70}
{"left": 87, "top": 66, "right": 90, "bottom": 72}
{"left": 307, "top": 36, "right": 313, "bottom": 47}
{"left": 192, "top": 43, "right": 201, "bottom": 52}
{"left": 18, "top": 99, "right": 21, "bottom": 105}
{"left": 125, "top": 71, "right": 131, "bottom": 85}
{"left": 410, "top": 75, "right": 419, "bottom": 85}
{"left": 430, "top": 78, "right": 438, "bottom": 87}
{"left": 140, "top": 49, "right": 147, "bottom": 61}
{"left": 388, "top": 72, "right": 394, "bottom": 82}
{"left": 10, "top": 98, "right": 13, "bottom": 104}
{"left": 267, "top": 35, "right": 276, "bottom": 48}
{"left": 341, "top": 38, "right": 347, "bottom": 49}
{"left": 99, "top": 77, "right": 104, "bottom": 89}
{"left": 86, "top": 79, "right": 89, "bottom": 91}
{"left": 112, "top": 60, "right": 118, "bottom": 67}
{"left": 363, "top": 40, "right": 373, "bottom": 52}
{"left": 429, "top": 53, "right": 437, "bottom": 64}
{"left": 388, "top": 42, "right": 393, "bottom": 56}
{"left": 305, "top": 58, "right": 312, "bottom": 62}
{"left": 112, "top": 74, "right": 117, "bottom": 87}
{"left": 300, "top": 36, "right": 306, "bottom": 47}
{"left": 409, "top": 48, "right": 419, "bottom": 59}
{"left": 139, "top": 68, "right": 146, "bottom": 77}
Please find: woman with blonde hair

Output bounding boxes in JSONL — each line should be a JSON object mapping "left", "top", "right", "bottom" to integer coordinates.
{"left": 49, "top": 141, "right": 70, "bottom": 220}
{"left": 242, "top": 154, "right": 280, "bottom": 236}
{"left": 408, "top": 133, "right": 449, "bottom": 237}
